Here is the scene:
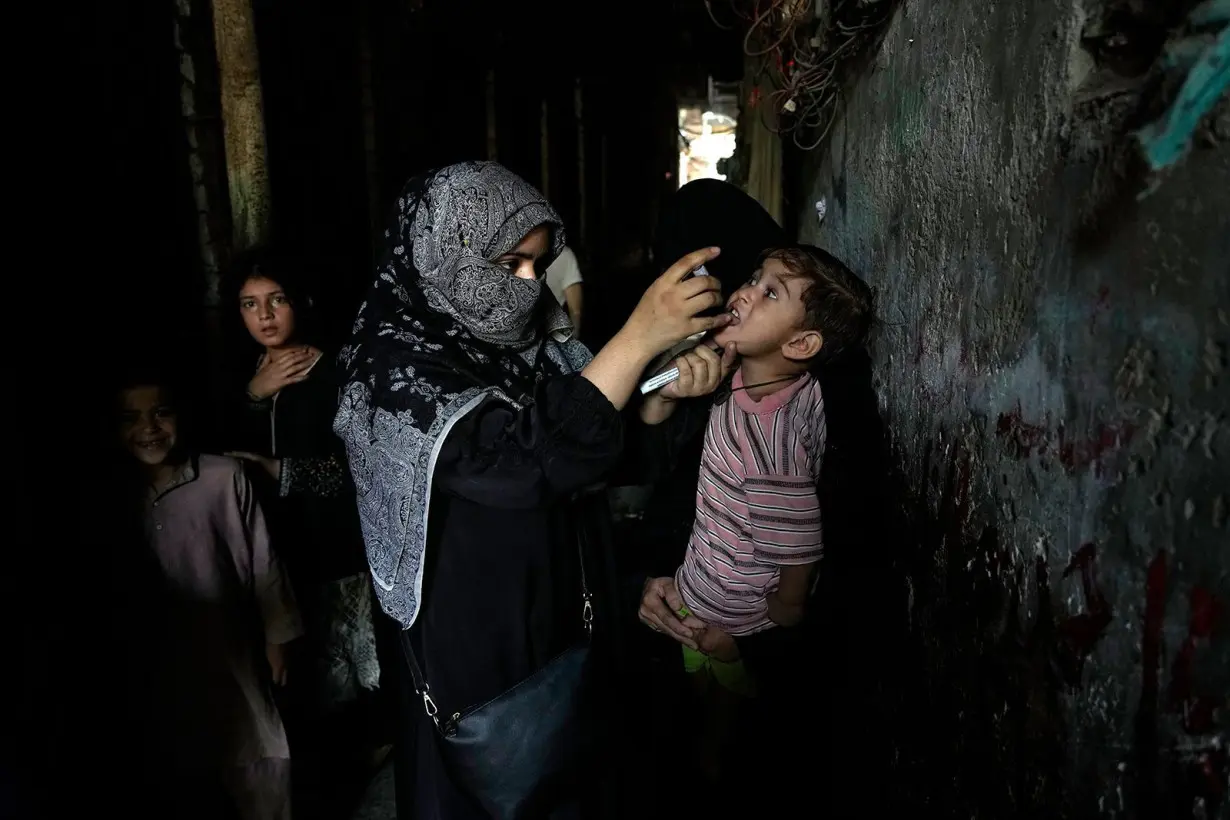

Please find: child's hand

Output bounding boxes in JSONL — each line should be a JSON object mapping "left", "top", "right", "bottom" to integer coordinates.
{"left": 659, "top": 343, "right": 738, "bottom": 401}
{"left": 697, "top": 627, "right": 740, "bottom": 662}
{"left": 248, "top": 347, "right": 318, "bottom": 400}
{"left": 266, "top": 642, "right": 288, "bottom": 686}
{"left": 226, "top": 451, "right": 282, "bottom": 481}
{"left": 638, "top": 576, "right": 707, "bottom": 650}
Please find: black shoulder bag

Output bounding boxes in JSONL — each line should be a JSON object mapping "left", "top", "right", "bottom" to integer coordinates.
{"left": 399, "top": 528, "right": 598, "bottom": 820}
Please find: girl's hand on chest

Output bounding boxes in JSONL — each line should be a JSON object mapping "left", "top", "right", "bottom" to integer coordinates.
{"left": 248, "top": 346, "right": 322, "bottom": 400}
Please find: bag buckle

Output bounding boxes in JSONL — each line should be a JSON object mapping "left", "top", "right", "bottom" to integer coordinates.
{"left": 582, "top": 596, "right": 593, "bottom": 636}
{"left": 421, "top": 688, "right": 441, "bottom": 728}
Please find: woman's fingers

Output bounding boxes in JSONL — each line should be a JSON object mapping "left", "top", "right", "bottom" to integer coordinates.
{"left": 664, "top": 247, "right": 721, "bottom": 284}
{"left": 678, "top": 271, "right": 723, "bottom": 300}
{"left": 691, "top": 312, "right": 734, "bottom": 335}
{"left": 677, "top": 288, "right": 723, "bottom": 315}
{"left": 688, "top": 346, "right": 720, "bottom": 389}
{"left": 674, "top": 354, "right": 695, "bottom": 394}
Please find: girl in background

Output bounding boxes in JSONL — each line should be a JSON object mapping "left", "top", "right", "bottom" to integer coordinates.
{"left": 117, "top": 370, "right": 301, "bottom": 820}
{"left": 223, "top": 249, "right": 388, "bottom": 814}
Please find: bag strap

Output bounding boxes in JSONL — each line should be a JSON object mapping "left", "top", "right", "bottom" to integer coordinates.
{"left": 398, "top": 630, "right": 446, "bottom": 729}
{"left": 401, "top": 509, "right": 594, "bottom": 727}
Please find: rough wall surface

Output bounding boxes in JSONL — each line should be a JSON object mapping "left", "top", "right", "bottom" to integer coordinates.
{"left": 799, "top": 0, "right": 1228, "bottom": 816}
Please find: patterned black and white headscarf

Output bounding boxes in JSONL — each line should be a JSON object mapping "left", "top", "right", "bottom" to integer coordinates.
{"left": 334, "top": 162, "right": 591, "bottom": 629}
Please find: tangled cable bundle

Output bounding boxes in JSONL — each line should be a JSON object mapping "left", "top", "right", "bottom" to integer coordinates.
{"left": 705, "top": 0, "right": 894, "bottom": 150}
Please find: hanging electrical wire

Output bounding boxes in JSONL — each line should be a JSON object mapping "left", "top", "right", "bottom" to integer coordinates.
{"left": 704, "top": 0, "right": 895, "bottom": 150}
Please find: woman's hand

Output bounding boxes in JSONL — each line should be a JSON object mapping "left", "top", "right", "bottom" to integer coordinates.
{"left": 248, "top": 347, "right": 319, "bottom": 400}
{"left": 659, "top": 343, "right": 738, "bottom": 401}
{"left": 226, "top": 451, "right": 283, "bottom": 482}
{"left": 620, "top": 247, "right": 732, "bottom": 361}
{"left": 639, "top": 342, "right": 739, "bottom": 425}
{"left": 580, "top": 248, "right": 730, "bottom": 413}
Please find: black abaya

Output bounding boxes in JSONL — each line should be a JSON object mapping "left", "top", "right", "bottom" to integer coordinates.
{"left": 395, "top": 375, "right": 624, "bottom": 820}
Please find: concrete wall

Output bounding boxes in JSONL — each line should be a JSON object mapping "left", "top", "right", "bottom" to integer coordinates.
{"left": 798, "top": 0, "right": 1228, "bottom": 816}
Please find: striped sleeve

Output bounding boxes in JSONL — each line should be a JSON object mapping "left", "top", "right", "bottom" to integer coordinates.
{"left": 745, "top": 474, "right": 823, "bottom": 565}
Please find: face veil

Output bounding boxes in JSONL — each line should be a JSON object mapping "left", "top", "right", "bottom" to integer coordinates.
{"left": 335, "top": 161, "right": 591, "bottom": 629}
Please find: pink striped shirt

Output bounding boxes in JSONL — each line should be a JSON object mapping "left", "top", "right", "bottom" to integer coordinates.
{"left": 675, "top": 369, "right": 826, "bottom": 636}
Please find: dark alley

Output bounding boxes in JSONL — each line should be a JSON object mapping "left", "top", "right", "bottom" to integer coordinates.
{"left": 14, "top": 1, "right": 1229, "bottom": 819}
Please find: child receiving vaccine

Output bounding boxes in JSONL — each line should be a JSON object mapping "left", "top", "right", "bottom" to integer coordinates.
{"left": 637, "top": 245, "right": 874, "bottom": 783}
{"left": 117, "top": 372, "right": 302, "bottom": 820}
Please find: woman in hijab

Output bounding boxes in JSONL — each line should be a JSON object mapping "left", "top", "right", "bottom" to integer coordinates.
{"left": 334, "top": 162, "right": 729, "bottom": 819}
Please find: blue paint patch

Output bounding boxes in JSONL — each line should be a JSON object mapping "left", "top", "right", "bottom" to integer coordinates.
{"left": 1136, "top": 11, "right": 1230, "bottom": 172}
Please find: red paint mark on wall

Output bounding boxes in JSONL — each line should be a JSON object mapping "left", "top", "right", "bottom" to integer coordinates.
{"left": 1168, "top": 586, "right": 1223, "bottom": 730}
{"left": 1138, "top": 552, "right": 1226, "bottom": 811}
{"left": 1055, "top": 543, "right": 1113, "bottom": 684}
{"left": 995, "top": 410, "right": 1134, "bottom": 477}
{"left": 996, "top": 409, "right": 1050, "bottom": 459}
{"left": 1058, "top": 422, "right": 1136, "bottom": 476}
{"left": 1170, "top": 585, "right": 1227, "bottom": 806}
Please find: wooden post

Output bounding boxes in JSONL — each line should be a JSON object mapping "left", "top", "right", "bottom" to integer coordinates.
{"left": 574, "top": 77, "right": 587, "bottom": 252}
{"left": 173, "top": 0, "right": 228, "bottom": 305}
{"left": 175, "top": 0, "right": 235, "bottom": 444}
{"left": 211, "top": 0, "right": 271, "bottom": 251}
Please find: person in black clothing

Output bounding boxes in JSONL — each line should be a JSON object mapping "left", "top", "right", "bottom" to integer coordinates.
{"left": 631, "top": 179, "right": 788, "bottom": 581}
{"left": 222, "top": 248, "right": 388, "bottom": 814}
{"left": 630, "top": 182, "right": 893, "bottom": 816}
{"left": 334, "top": 161, "right": 732, "bottom": 820}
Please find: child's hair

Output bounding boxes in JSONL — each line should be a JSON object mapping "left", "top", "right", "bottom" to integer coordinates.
{"left": 110, "top": 362, "right": 192, "bottom": 434}
{"left": 112, "top": 363, "right": 180, "bottom": 405}
{"left": 223, "top": 246, "right": 319, "bottom": 352}
{"left": 758, "top": 244, "right": 875, "bottom": 364}
{"left": 110, "top": 364, "right": 187, "bottom": 432}
{"left": 106, "top": 363, "right": 190, "bottom": 495}
{"left": 223, "top": 245, "right": 316, "bottom": 316}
